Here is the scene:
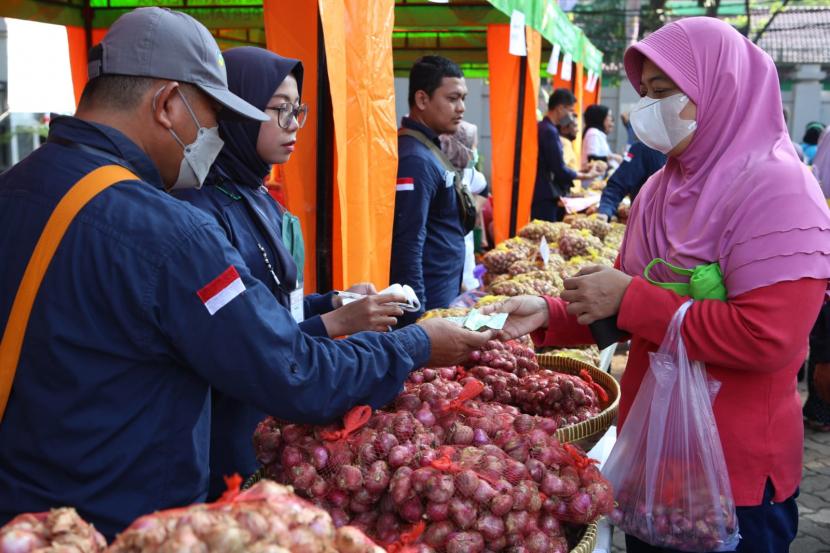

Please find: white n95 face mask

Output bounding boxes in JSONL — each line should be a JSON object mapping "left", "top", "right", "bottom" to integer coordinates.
{"left": 155, "top": 87, "right": 225, "bottom": 191}
{"left": 630, "top": 93, "right": 697, "bottom": 155}
{"left": 169, "top": 125, "right": 224, "bottom": 190}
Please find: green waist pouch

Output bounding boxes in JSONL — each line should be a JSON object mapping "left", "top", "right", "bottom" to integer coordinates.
{"left": 643, "top": 258, "right": 727, "bottom": 301}
{"left": 591, "top": 259, "right": 727, "bottom": 350}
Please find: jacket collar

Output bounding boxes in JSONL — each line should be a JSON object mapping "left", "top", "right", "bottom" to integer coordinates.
{"left": 48, "top": 116, "right": 165, "bottom": 190}
{"left": 401, "top": 116, "right": 441, "bottom": 147}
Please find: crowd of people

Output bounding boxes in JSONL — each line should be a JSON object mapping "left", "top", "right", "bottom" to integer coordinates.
{"left": 1, "top": 6, "right": 829, "bottom": 553}
{"left": 0, "top": 8, "right": 493, "bottom": 537}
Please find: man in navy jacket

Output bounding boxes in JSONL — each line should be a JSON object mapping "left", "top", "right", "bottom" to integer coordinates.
{"left": 391, "top": 56, "right": 469, "bottom": 324}
{"left": 597, "top": 140, "right": 667, "bottom": 220}
{"left": 0, "top": 9, "right": 490, "bottom": 538}
{"left": 532, "top": 89, "right": 598, "bottom": 222}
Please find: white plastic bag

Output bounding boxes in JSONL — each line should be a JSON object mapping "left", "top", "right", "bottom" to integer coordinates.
{"left": 603, "top": 301, "right": 740, "bottom": 551}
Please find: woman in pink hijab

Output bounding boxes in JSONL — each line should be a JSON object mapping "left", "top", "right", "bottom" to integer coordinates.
{"left": 487, "top": 17, "right": 830, "bottom": 552}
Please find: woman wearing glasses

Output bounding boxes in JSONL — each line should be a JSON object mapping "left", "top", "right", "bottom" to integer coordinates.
{"left": 175, "top": 47, "right": 405, "bottom": 500}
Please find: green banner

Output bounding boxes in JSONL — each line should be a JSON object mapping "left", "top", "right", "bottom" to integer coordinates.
{"left": 582, "top": 38, "right": 603, "bottom": 76}
{"left": 486, "top": 0, "right": 603, "bottom": 75}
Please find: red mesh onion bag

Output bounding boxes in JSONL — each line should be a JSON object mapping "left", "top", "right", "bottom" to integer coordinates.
{"left": 108, "top": 477, "right": 384, "bottom": 552}
{"left": 381, "top": 445, "right": 569, "bottom": 553}
{"left": 254, "top": 405, "right": 438, "bottom": 529}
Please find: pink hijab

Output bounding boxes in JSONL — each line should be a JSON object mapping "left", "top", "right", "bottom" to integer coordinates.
{"left": 619, "top": 17, "right": 830, "bottom": 298}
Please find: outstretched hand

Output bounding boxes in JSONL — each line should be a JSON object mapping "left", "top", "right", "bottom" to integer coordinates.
{"left": 417, "top": 318, "right": 495, "bottom": 367}
{"left": 332, "top": 282, "right": 379, "bottom": 309}
{"left": 479, "top": 295, "right": 549, "bottom": 341}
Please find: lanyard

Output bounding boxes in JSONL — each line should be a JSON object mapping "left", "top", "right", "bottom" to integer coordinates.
{"left": 256, "top": 241, "right": 283, "bottom": 290}
{"left": 234, "top": 184, "right": 300, "bottom": 294}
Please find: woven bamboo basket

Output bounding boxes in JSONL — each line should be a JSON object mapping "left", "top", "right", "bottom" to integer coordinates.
{"left": 537, "top": 353, "right": 620, "bottom": 445}
{"left": 243, "top": 470, "right": 600, "bottom": 552}
{"left": 570, "top": 521, "right": 599, "bottom": 553}
{"left": 242, "top": 466, "right": 264, "bottom": 490}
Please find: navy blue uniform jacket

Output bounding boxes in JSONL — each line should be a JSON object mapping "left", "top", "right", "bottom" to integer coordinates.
{"left": 391, "top": 117, "right": 465, "bottom": 325}
{"left": 0, "top": 117, "right": 430, "bottom": 538}
{"left": 533, "top": 117, "right": 576, "bottom": 205}
{"left": 174, "top": 170, "right": 336, "bottom": 500}
{"left": 598, "top": 141, "right": 667, "bottom": 219}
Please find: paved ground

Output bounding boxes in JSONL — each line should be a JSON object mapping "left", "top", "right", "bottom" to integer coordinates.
{"left": 606, "top": 352, "right": 830, "bottom": 552}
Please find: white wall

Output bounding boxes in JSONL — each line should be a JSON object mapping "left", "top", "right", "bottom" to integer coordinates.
{"left": 782, "top": 88, "right": 830, "bottom": 142}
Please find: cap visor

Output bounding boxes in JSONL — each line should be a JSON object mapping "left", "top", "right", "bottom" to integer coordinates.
{"left": 198, "top": 83, "right": 269, "bottom": 122}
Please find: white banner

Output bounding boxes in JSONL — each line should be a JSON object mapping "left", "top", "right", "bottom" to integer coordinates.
{"left": 508, "top": 10, "right": 527, "bottom": 57}
{"left": 561, "top": 52, "right": 573, "bottom": 81}
{"left": 546, "top": 43, "right": 561, "bottom": 76}
{"left": 586, "top": 71, "right": 598, "bottom": 92}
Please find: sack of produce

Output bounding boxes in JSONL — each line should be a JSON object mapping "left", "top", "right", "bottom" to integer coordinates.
{"left": 0, "top": 508, "right": 106, "bottom": 553}
{"left": 108, "top": 479, "right": 383, "bottom": 553}
{"left": 253, "top": 338, "right": 615, "bottom": 553}
{"left": 255, "top": 405, "right": 438, "bottom": 528}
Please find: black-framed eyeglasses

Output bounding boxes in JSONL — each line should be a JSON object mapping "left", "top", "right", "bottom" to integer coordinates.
{"left": 267, "top": 103, "right": 309, "bottom": 129}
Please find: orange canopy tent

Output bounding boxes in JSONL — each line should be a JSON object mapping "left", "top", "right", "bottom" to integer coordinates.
{"left": 1, "top": 0, "right": 602, "bottom": 293}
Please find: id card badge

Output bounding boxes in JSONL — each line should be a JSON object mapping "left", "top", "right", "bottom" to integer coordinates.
{"left": 290, "top": 285, "right": 304, "bottom": 324}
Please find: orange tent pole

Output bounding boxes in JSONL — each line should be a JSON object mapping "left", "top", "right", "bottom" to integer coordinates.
{"left": 66, "top": 26, "right": 106, "bottom": 108}
{"left": 574, "top": 62, "right": 585, "bottom": 161}
{"left": 319, "top": 0, "right": 397, "bottom": 291}
{"left": 263, "top": 0, "right": 320, "bottom": 292}
{"left": 487, "top": 24, "right": 541, "bottom": 243}
{"left": 318, "top": 0, "right": 346, "bottom": 292}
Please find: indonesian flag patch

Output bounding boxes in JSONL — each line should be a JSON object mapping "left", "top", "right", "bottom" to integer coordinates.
{"left": 197, "top": 265, "right": 246, "bottom": 315}
{"left": 396, "top": 177, "right": 414, "bottom": 192}
{"left": 624, "top": 151, "right": 634, "bottom": 162}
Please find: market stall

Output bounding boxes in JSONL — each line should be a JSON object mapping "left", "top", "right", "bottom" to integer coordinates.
{"left": 0, "top": 4, "right": 620, "bottom": 552}
{"left": 0, "top": 0, "right": 603, "bottom": 294}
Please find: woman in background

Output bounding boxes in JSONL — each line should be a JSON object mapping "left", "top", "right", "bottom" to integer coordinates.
{"left": 441, "top": 121, "right": 487, "bottom": 292}
{"left": 582, "top": 104, "right": 622, "bottom": 168}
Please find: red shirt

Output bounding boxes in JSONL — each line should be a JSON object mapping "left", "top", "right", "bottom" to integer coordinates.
{"left": 533, "top": 276, "right": 826, "bottom": 505}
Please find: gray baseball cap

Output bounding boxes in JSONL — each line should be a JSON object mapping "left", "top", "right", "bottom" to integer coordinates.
{"left": 88, "top": 7, "right": 268, "bottom": 122}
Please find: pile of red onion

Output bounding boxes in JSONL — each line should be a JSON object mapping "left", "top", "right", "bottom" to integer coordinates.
{"left": 253, "top": 340, "right": 615, "bottom": 552}
{"left": 609, "top": 475, "right": 738, "bottom": 551}
{"left": 464, "top": 340, "right": 607, "bottom": 427}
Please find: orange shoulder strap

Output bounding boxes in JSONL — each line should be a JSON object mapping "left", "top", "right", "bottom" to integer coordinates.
{"left": 0, "top": 164, "right": 138, "bottom": 422}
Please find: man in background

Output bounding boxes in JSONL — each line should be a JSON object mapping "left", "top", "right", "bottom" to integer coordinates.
{"left": 391, "top": 56, "right": 469, "bottom": 323}
{"left": 532, "top": 89, "right": 598, "bottom": 221}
